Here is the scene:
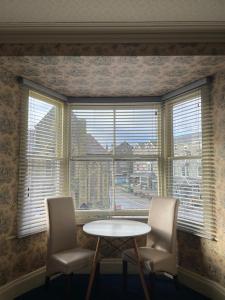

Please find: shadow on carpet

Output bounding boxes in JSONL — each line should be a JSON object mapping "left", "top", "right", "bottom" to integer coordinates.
{"left": 16, "top": 274, "right": 209, "bottom": 300}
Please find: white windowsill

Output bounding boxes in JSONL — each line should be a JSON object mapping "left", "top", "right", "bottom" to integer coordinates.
{"left": 75, "top": 210, "right": 149, "bottom": 225}
{"left": 111, "top": 215, "right": 148, "bottom": 222}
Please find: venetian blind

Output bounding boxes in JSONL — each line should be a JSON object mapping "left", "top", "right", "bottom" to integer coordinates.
{"left": 69, "top": 105, "right": 161, "bottom": 212}
{"left": 165, "top": 88, "right": 216, "bottom": 239}
{"left": 18, "top": 90, "right": 64, "bottom": 237}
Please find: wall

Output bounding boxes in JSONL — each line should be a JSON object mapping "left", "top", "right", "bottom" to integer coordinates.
{"left": 177, "top": 72, "right": 225, "bottom": 286}
{"left": 0, "top": 70, "right": 140, "bottom": 285}
{"left": 0, "top": 61, "right": 225, "bottom": 288}
{"left": 0, "top": 70, "right": 48, "bottom": 285}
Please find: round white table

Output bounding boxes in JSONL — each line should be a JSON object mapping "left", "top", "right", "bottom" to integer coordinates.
{"left": 83, "top": 219, "right": 151, "bottom": 300}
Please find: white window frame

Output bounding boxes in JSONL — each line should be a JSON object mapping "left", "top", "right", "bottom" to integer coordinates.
{"left": 164, "top": 87, "right": 216, "bottom": 239}
{"left": 67, "top": 102, "right": 162, "bottom": 223}
{"left": 17, "top": 90, "right": 65, "bottom": 237}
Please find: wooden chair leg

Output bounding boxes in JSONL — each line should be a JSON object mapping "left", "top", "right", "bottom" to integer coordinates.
{"left": 95, "top": 262, "right": 101, "bottom": 291}
{"left": 85, "top": 237, "right": 101, "bottom": 300}
{"left": 66, "top": 273, "right": 73, "bottom": 299}
{"left": 133, "top": 238, "right": 150, "bottom": 300}
{"left": 149, "top": 273, "right": 156, "bottom": 299}
{"left": 96, "top": 262, "right": 100, "bottom": 277}
{"left": 174, "top": 274, "right": 179, "bottom": 290}
{"left": 122, "top": 260, "right": 128, "bottom": 291}
{"left": 45, "top": 276, "right": 50, "bottom": 291}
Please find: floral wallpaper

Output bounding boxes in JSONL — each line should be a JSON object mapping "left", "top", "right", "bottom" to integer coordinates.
{"left": 0, "top": 67, "right": 145, "bottom": 286}
{"left": 1, "top": 43, "right": 225, "bottom": 56}
{"left": 177, "top": 72, "right": 225, "bottom": 286}
{"left": 0, "top": 43, "right": 225, "bottom": 289}
{"left": 0, "top": 55, "right": 225, "bottom": 97}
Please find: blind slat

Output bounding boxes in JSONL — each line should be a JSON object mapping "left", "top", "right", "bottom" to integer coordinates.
{"left": 70, "top": 107, "right": 161, "bottom": 211}
{"left": 18, "top": 91, "right": 64, "bottom": 237}
{"left": 165, "top": 88, "right": 216, "bottom": 239}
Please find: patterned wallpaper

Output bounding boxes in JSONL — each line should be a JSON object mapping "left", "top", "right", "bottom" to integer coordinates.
{"left": 176, "top": 73, "right": 225, "bottom": 285}
{"left": 1, "top": 43, "right": 225, "bottom": 56}
{"left": 0, "top": 43, "right": 225, "bottom": 289}
{"left": 1, "top": 55, "right": 225, "bottom": 97}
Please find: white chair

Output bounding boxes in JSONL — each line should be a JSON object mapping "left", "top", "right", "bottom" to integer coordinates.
{"left": 122, "top": 197, "right": 179, "bottom": 292}
{"left": 45, "top": 196, "right": 95, "bottom": 289}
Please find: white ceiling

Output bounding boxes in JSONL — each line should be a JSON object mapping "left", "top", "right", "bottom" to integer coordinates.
{"left": 0, "top": 0, "right": 225, "bottom": 22}
{"left": 1, "top": 56, "right": 225, "bottom": 97}
{"left": 1, "top": 1, "right": 225, "bottom": 44}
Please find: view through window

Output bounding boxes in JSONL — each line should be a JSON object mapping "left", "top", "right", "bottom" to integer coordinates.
{"left": 165, "top": 90, "right": 211, "bottom": 235}
{"left": 18, "top": 92, "right": 64, "bottom": 236}
{"left": 69, "top": 107, "right": 160, "bottom": 211}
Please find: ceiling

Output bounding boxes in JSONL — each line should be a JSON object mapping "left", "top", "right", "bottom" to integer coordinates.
{"left": 1, "top": 56, "right": 225, "bottom": 97}
{"left": 1, "top": 1, "right": 225, "bottom": 43}
{"left": 1, "top": 0, "right": 225, "bottom": 23}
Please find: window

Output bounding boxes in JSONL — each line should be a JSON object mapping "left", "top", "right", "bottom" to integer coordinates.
{"left": 165, "top": 88, "right": 215, "bottom": 238}
{"left": 17, "top": 91, "right": 64, "bottom": 237}
{"left": 18, "top": 84, "right": 215, "bottom": 239}
{"left": 69, "top": 105, "right": 161, "bottom": 216}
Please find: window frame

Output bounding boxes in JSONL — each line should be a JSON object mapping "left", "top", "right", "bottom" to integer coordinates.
{"left": 67, "top": 102, "right": 162, "bottom": 223}
{"left": 164, "top": 88, "right": 216, "bottom": 239}
{"left": 17, "top": 90, "right": 65, "bottom": 237}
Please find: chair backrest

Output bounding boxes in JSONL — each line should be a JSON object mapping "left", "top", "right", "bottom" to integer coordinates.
{"left": 46, "top": 196, "right": 77, "bottom": 256}
{"left": 147, "top": 197, "right": 179, "bottom": 253}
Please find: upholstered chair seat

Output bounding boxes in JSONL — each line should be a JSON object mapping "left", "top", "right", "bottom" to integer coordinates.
{"left": 48, "top": 248, "right": 94, "bottom": 275}
{"left": 45, "top": 196, "right": 95, "bottom": 282}
{"left": 122, "top": 247, "right": 176, "bottom": 275}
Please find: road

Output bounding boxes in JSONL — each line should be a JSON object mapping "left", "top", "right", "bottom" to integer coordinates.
{"left": 115, "top": 187, "right": 151, "bottom": 210}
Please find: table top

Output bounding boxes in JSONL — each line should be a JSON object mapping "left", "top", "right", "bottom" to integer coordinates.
{"left": 83, "top": 219, "right": 151, "bottom": 238}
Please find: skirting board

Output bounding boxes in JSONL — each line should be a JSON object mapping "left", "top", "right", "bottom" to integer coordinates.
{"left": 0, "top": 267, "right": 46, "bottom": 300}
{"left": 178, "top": 267, "right": 225, "bottom": 300}
{"left": 0, "top": 260, "right": 225, "bottom": 300}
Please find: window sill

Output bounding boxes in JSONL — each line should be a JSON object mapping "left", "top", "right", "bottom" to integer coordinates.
{"left": 111, "top": 215, "right": 148, "bottom": 222}
{"left": 75, "top": 210, "right": 148, "bottom": 225}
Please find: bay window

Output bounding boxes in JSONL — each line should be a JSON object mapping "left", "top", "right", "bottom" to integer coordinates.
{"left": 18, "top": 82, "right": 215, "bottom": 239}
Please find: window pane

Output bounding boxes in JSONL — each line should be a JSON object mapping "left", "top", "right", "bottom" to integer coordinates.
{"left": 171, "top": 159, "right": 203, "bottom": 224}
{"left": 115, "top": 109, "right": 159, "bottom": 156}
{"left": 69, "top": 105, "right": 161, "bottom": 212}
{"left": 173, "top": 97, "right": 202, "bottom": 157}
{"left": 28, "top": 97, "right": 58, "bottom": 157}
{"left": 71, "top": 110, "right": 113, "bottom": 156}
{"left": 22, "top": 158, "right": 63, "bottom": 219}
{"left": 18, "top": 92, "right": 64, "bottom": 237}
{"left": 115, "top": 160, "right": 158, "bottom": 210}
{"left": 70, "top": 161, "right": 112, "bottom": 210}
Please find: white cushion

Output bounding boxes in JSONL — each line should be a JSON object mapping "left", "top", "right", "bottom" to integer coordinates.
{"left": 50, "top": 247, "right": 95, "bottom": 274}
{"left": 122, "top": 247, "right": 176, "bottom": 274}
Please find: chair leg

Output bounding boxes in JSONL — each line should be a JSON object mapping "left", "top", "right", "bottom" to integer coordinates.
{"left": 122, "top": 260, "right": 128, "bottom": 291}
{"left": 174, "top": 275, "right": 179, "bottom": 290}
{"left": 66, "top": 273, "right": 73, "bottom": 299}
{"left": 96, "top": 262, "right": 100, "bottom": 277}
{"left": 95, "top": 262, "right": 101, "bottom": 291}
{"left": 45, "top": 276, "right": 50, "bottom": 291}
{"left": 149, "top": 273, "right": 156, "bottom": 299}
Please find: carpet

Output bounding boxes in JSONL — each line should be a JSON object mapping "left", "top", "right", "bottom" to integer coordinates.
{"left": 16, "top": 274, "right": 208, "bottom": 300}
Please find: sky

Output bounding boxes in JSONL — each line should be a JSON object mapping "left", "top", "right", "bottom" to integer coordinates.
{"left": 28, "top": 97, "right": 55, "bottom": 130}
